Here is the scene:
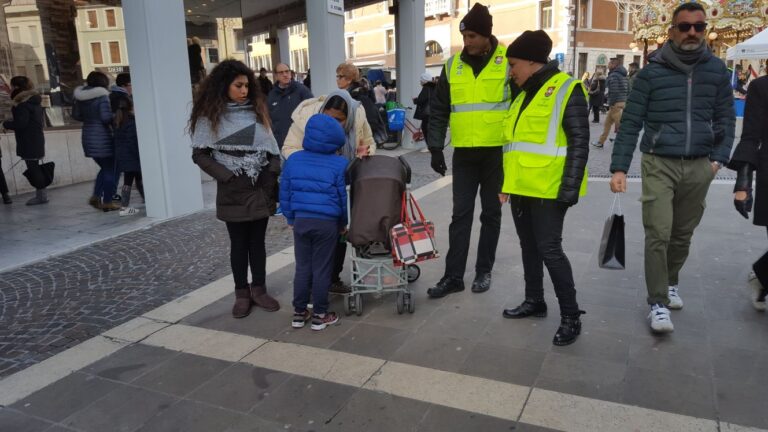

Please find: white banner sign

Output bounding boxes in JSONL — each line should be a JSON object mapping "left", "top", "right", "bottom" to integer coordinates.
{"left": 327, "top": 0, "right": 344, "bottom": 15}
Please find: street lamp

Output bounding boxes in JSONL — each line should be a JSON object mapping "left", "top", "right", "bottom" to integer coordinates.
{"left": 656, "top": 35, "right": 666, "bottom": 45}
{"left": 629, "top": 42, "right": 637, "bottom": 49}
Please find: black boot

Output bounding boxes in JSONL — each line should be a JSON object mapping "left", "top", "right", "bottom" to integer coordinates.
{"left": 553, "top": 311, "right": 585, "bottom": 346}
{"left": 427, "top": 276, "right": 464, "bottom": 299}
{"left": 2, "top": 193, "right": 11, "bottom": 204}
{"left": 471, "top": 272, "right": 492, "bottom": 293}
{"left": 503, "top": 299, "right": 547, "bottom": 319}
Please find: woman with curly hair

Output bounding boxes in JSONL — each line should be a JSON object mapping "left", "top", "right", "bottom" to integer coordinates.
{"left": 190, "top": 60, "right": 281, "bottom": 318}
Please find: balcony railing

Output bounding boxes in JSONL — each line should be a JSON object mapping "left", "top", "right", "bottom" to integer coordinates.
{"left": 425, "top": 0, "right": 451, "bottom": 16}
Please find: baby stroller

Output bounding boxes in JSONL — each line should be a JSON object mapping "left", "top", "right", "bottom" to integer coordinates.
{"left": 344, "top": 155, "right": 420, "bottom": 316}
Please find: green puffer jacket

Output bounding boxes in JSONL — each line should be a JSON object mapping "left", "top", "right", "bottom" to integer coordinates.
{"left": 610, "top": 47, "right": 735, "bottom": 173}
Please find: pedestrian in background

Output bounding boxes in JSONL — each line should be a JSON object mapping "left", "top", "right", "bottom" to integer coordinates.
{"left": 281, "top": 113, "right": 348, "bottom": 331}
{"left": 627, "top": 62, "right": 640, "bottom": 92}
{"left": 2, "top": 76, "right": 47, "bottom": 205}
{"left": 113, "top": 96, "right": 143, "bottom": 217}
{"left": 413, "top": 72, "right": 435, "bottom": 145}
{"left": 282, "top": 90, "right": 375, "bottom": 294}
{"left": 374, "top": 80, "right": 387, "bottom": 105}
{"left": 500, "top": 30, "right": 589, "bottom": 346}
{"left": 191, "top": 60, "right": 282, "bottom": 318}
{"left": 592, "top": 58, "right": 628, "bottom": 148}
{"left": 187, "top": 37, "right": 205, "bottom": 86}
{"left": 258, "top": 67, "right": 273, "bottom": 96}
{"left": 426, "top": 2, "right": 509, "bottom": 298}
{"left": 0, "top": 143, "right": 10, "bottom": 204}
{"left": 337, "top": 62, "right": 388, "bottom": 147}
{"left": 728, "top": 74, "right": 768, "bottom": 311}
{"left": 588, "top": 71, "right": 605, "bottom": 123}
{"left": 109, "top": 72, "right": 132, "bottom": 114}
{"left": 267, "top": 63, "right": 313, "bottom": 149}
{"left": 609, "top": 2, "right": 735, "bottom": 333}
{"left": 74, "top": 71, "right": 118, "bottom": 211}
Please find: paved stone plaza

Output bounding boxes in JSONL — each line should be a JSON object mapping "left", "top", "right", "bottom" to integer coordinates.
{"left": 1, "top": 128, "right": 766, "bottom": 431}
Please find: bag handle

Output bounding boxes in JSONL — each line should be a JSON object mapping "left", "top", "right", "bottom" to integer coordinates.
{"left": 408, "top": 193, "right": 427, "bottom": 222}
{"left": 610, "top": 193, "right": 623, "bottom": 216}
{"left": 400, "top": 192, "right": 411, "bottom": 224}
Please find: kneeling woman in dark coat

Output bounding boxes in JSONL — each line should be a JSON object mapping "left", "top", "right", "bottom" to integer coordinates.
{"left": 191, "top": 60, "right": 282, "bottom": 318}
{"left": 729, "top": 74, "right": 768, "bottom": 311}
{"left": 3, "top": 76, "right": 48, "bottom": 205}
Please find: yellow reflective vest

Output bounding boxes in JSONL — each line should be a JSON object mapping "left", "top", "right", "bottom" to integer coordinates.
{"left": 447, "top": 44, "right": 510, "bottom": 148}
{"left": 502, "top": 72, "right": 588, "bottom": 199}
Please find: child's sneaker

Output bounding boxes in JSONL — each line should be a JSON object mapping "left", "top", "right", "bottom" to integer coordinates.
{"left": 311, "top": 312, "right": 339, "bottom": 331}
{"left": 292, "top": 310, "right": 311, "bottom": 328}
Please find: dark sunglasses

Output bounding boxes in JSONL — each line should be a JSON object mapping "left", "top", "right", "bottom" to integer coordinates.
{"left": 673, "top": 22, "right": 707, "bottom": 32}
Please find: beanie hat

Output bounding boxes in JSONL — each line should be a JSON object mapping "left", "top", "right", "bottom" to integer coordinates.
{"left": 303, "top": 113, "right": 346, "bottom": 154}
{"left": 505, "top": 30, "right": 552, "bottom": 64}
{"left": 460, "top": 3, "right": 492, "bottom": 38}
{"left": 420, "top": 72, "right": 432, "bottom": 84}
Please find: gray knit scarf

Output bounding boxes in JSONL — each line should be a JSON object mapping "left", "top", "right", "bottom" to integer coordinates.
{"left": 191, "top": 103, "right": 279, "bottom": 182}
{"left": 320, "top": 90, "right": 359, "bottom": 161}
{"left": 661, "top": 41, "right": 708, "bottom": 73}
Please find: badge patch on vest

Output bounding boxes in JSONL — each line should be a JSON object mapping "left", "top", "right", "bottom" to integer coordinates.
{"left": 545, "top": 86, "right": 555, "bottom": 97}
{"left": 456, "top": 63, "right": 463, "bottom": 75}
{"left": 495, "top": 56, "right": 503, "bottom": 65}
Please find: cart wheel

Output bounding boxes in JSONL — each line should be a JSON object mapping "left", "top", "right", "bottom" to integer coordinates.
{"left": 405, "top": 292, "right": 415, "bottom": 313}
{"left": 406, "top": 265, "right": 421, "bottom": 282}
{"left": 355, "top": 294, "right": 363, "bottom": 316}
{"left": 343, "top": 295, "right": 352, "bottom": 316}
{"left": 396, "top": 292, "right": 405, "bottom": 314}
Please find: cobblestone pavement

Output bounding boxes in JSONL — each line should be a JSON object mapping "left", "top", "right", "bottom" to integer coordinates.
{"left": 0, "top": 150, "right": 440, "bottom": 379}
{"left": 0, "top": 136, "right": 733, "bottom": 379}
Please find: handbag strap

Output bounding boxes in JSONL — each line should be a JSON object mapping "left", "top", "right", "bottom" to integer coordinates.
{"left": 400, "top": 192, "right": 411, "bottom": 224}
{"left": 610, "top": 193, "right": 623, "bottom": 216}
{"left": 409, "top": 193, "right": 427, "bottom": 221}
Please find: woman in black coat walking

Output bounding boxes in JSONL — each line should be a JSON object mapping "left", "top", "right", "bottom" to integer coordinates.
{"left": 2, "top": 76, "right": 48, "bottom": 205}
{"left": 730, "top": 74, "right": 768, "bottom": 311}
{"left": 587, "top": 71, "right": 605, "bottom": 123}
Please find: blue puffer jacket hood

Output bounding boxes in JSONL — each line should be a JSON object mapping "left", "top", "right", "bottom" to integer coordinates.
{"left": 302, "top": 113, "right": 346, "bottom": 155}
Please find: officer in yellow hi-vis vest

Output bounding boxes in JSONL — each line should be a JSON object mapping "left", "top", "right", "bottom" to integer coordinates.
{"left": 498, "top": 30, "right": 590, "bottom": 346}
{"left": 426, "top": 3, "right": 517, "bottom": 299}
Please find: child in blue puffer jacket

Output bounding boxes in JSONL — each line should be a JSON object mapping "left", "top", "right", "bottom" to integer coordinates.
{"left": 280, "top": 113, "right": 348, "bottom": 331}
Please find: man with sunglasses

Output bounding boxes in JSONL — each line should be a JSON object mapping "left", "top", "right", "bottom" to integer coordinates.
{"left": 609, "top": 2, "right": 735, "bottom": 334}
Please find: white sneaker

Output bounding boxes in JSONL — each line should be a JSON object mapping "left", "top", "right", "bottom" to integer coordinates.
{"left": 119, "top": 207, "right": 140, "bottom": 217}
{"left": 648, "top": 304, "right": 674, "bottom": 333}
{"left": 667, "top": 286, "right": 683, "bottom": 310}
{"left": 749, "top": 272, "right": 766, "bottom": 311}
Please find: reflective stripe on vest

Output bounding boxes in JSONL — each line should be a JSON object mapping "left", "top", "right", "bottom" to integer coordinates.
{"left": 503, "top": 78, "right": 573, "bottom": 157}
{"left": 446, "top": 45, "right": 509, "bottom": 148}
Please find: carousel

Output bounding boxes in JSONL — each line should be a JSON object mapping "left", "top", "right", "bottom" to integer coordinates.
{"left": 615, "top": 0, "right": 768, "bottom": 69}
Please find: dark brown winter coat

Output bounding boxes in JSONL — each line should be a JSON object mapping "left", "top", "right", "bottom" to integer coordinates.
{"left": 729, "top": 75, "right": 768, "bottom": 226}
{"left": 192, "top": 148, "right": 280, "bottom": 222}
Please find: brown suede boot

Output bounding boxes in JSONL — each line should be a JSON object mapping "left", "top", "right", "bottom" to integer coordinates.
{"left": 232, "top": 287, "right": 252, "bottom": 318}
{"left": 250, "top": 284, "right": 280, "bottom": 312}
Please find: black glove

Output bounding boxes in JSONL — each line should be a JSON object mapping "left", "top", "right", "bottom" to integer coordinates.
{"left": 734, "top": 190, "right": 754, "bottom": 219}
{"left": 429, "top": 148, "right": 446, "bottom": 176}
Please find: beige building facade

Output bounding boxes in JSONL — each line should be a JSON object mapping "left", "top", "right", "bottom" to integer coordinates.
{"left": 74, "top": 4, "right": 129, "bottom": 80}
{"left": 246, "top": 0, "right": 637, "bottom": 81}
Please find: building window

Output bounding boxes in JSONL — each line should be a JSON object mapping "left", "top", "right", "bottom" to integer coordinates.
{"left": 87, "top": 10, "right": 98, "bottom": 29}
{"left": 234, "top": 29, "right": 245, "bottom": 52}
{"left": 289, "top": 23, "right": 307, "bottom": 36}
{"left": 425, "top": 40, "right": 443, "bottom": 57}
{"left": 28, "top": 26, "right": 39, "bottom": 47}
{"left": 577, "top": 53, "right": 588, "bottom": 78}
{"left": 254, "top": 33, "right": 266, "bottom": 43}
{"left": 616, "top": 54, "right": 625, "bottom": 65}
{"left": 346, "top": 36, "right": 355, "bottom": 58}
{"left": 345, "top": 9, "right": 355, "bottom": 20}
{"left": 578, "top": 0, "right": 589, "bottom": 28}
{"left": 105, "top": 9, "right": 117, "bottom": 28}
{"left": 617, "top": 8, "right": 627, "bottom": 31}
{"left": 539, "top": 1, "right": 553, "bottom": 29}
{"left": 109, "top": 41, "right": 121, "bottom": 63}
{"left": 90, "top": 42, "right": 103, "bottom": 65}
{"left": 34, "top": 64, "right": 45, "bottom": 84}
{"left": 290, "top": 48, "right": 309, "bottom": 72}
{"left": 208, "top": 47, "right": 220, "bottom": 64}
{"left": 17, "top": 65, "right": 26, "bottom": 76}
{"left": 385, "top": 29, "right": 395, "bottom": 54}
{"left": 633, "top": 55, "right": 641, "bottom": 65}
{"left": 10, "top": 26, "right": 20, "bottom": 42}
